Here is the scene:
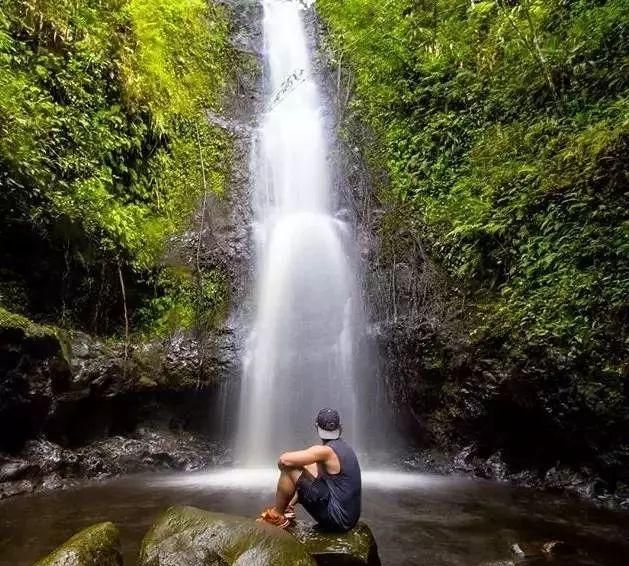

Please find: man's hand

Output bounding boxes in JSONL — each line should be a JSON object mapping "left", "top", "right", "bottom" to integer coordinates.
{"left": 277, "top": 445, "right": 333, "bottom": 469}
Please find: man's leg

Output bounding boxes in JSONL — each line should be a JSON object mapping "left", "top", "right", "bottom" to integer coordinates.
{"left": 274, "top": 463, "right": 317, "bottom": 514}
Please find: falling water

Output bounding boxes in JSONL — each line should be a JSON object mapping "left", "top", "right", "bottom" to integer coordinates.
{"left": 237, "top": 0, "right": 365, "bottom": 463}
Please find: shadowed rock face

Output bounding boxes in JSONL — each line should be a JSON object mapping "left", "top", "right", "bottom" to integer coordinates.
{"left": 0, "top": 328, "right": 232, "bottom": 453}
{"left": 139, "top": 506, "right": 316, "bottom": 566}
{"left": 0, "top": 318, "right": 71, "bottom": 453}
{"left": 33, "top": 522, "right": 122, "bottom": 566}
{"left": 0, "top": 326, "right": 234, "bottom": 500}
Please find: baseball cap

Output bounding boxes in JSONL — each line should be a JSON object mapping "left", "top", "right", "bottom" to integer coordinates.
{"left": 316, "top": 408, "right": 341, "bottom": 440}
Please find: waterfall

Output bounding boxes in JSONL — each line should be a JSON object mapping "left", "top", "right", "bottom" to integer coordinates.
{"left": 237, "top": 0, "right": 365, "bottom": 464}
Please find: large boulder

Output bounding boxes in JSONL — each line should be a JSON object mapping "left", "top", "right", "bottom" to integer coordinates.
{"left": 0, "top": 307, "right": 71, "bottom": 453}
{"left": 33, "top": 522, "right": 122, "bottom": 566}
{"left": 138, "top": 506, "right": 316, "bottom": 566}
{"left": 290, "top": 521, "right": 381, "bottom": 566}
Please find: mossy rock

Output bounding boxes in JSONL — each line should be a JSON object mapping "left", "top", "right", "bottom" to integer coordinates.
{"left": 138, "top": 506, "right": 316, "bottom": 566}
{"left": 0, "top": 306, "right": 71, "bottom": 363}
{"left": 290, "top": 521, "right": 381, "bottom": 566}
{"left": 0, "top": 306, "right": 55, "bottom": 339}
{"left": 33, "top": 522, "right": 122, "bottom": 566}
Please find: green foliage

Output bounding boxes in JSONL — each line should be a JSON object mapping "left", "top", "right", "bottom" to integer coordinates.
{"left": 319, "top": 0, "right": 628, "bottom": 375}
{"left": 0, "top": 0, "right": 232, "bottom": 334}
{"left": 137, "top": 266, "right": 228, "bottom": 338}
{"left": 124, "top": 0, "right": 229, "bottom": 130}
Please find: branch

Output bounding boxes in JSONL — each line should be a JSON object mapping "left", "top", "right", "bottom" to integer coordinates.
{"left": 117, "top": 260, "right": 129, "bottom": 370}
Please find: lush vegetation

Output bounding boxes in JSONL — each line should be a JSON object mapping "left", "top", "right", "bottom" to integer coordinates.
{"left": 319, "top": 0, "right": 628, "bottom": 473}
{"left": 0, "top": 0, "right": 231, "bottom": 336}
{"left": 0, "top": 0, "right": 626, "bottom": 480}
{"left": 318, "top": 0, "right": 627, "bottom": 387}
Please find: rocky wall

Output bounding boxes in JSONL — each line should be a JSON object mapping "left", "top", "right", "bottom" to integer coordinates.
{"left": 0, "top": 0, "right": 264, "bottom": 499}
{"left": 310, "top": 5, "right": 629, "bottom": 508}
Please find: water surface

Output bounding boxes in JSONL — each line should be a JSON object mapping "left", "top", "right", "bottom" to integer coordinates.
{"left": 1, "top": 470, "right": 628, "bottom": 565}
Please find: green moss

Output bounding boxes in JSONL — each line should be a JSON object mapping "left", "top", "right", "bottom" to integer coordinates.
{"left": 0, "top": 0, "right": 233, "bottom": 334}
{"left": 139, "top": 506, "right": 316, "bottom": 566}
{"left": 290, "top": 521, "right": 380, "bottom": 566}
{"left": 0, "top": 306, "right": 73, "bottom": 365}
{"left": 33, "top": 522, "right": 121, "bottom": 566}
{"left": 0, "top": 306, "right": 57, "bottom": 339}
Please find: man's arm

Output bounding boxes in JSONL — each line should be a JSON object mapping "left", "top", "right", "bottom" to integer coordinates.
{"left": 278, "top": 445, "right": 332, "bottom": 469}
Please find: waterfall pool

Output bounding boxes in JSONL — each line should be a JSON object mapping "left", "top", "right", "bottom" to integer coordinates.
{"left": 1, "top": 469, "right": 628, "bottom": 565}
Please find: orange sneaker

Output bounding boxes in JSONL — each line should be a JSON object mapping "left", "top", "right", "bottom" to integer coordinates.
{"left": 256, "top": 507, "right": 291, "bottom": 529}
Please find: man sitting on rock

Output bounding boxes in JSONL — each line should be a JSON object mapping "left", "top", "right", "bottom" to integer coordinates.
{"left": 258, "top": 408, "right": 362, "bottom": 532}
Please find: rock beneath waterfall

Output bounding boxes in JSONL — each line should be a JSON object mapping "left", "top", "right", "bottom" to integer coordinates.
{"left": 33, "top": 522, "right": 122, "bottom": 566}
{"left": 139, "top": 506, "right": 381, "bottom": 566}
{"left": 290, "top": 521, "right": 382, "bottom": 566}
{"left": 139, "top": 506, "right": 316, "bottom": 566}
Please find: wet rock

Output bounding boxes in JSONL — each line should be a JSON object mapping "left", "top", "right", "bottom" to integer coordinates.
{"left": 33, "top": 522, "right": 122, "bottom": 566}
{"left": 0, "top": 316, "right": 239, "bottom": 500}
{"left": 0, "top": 479, "right": 34, "bottom": 499}
{"left": 290, "top": 521, "right": 381, "bottom": 566}
{"left": 544, "top": 467, "right": 608, "bottom": 498}
{"left": 2, "top": 322, "right": 237, "bottom": 450}
{"left": 72, "top": 429, "right": 226, "bottom": 476}
{"left": 511, "top": 540, "right": 575, "bottom": 559}
{"left": 162, "top": 333, "right": 204, "bottom": 386}
{"left": 21, "top": 439, "right": 66, "bottom": 474}
{"left": 399, "top": 449, "right": 452, "bottom": 474}
{"left": 76, "top": 452, "right": 110, "bottom": 478}
{"left": 0, "top": 431, "right": 227, "bottom": 499}
{"left": 0, "top": 457, "right": 34, "bottom": 481}
{"left": 511, "top": 542, "right": 545, "bottom": 558}
{"left": 541, "top": 540, "right": 575, "bottom": 556}
{"left": 506, "top": 469, "right": 541, "bottom": 489}
{"left": 0, "top": 314, "right": 71, "bottom": 453}
{"left": 69, "top": 330, "right": 227, "bottom": 395}
{"left": 41, "top": 472, "right": 66, "bottom": 491}
{"left": 476, "top": 452, "right": 508, "bottom": 481}
{"left": 453, "top": 445, "right": 477, "bottom": 473}
{"left": 139, "top": 506, "right": 316, "bottom": 566}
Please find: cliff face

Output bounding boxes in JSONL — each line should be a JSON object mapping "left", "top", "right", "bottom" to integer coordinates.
{"left": 0, "top": 0, "right": 264, "bottom": 498}
{"left": 0, "top": 275, "right": 238, "bottom": 498}
{"left": 0, "top": 324, "right": 236, "bottom": 450}
{"left": 313, "top": 2, "right": 629, "bottom": 503}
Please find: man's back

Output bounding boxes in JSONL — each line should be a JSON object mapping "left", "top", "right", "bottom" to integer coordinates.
{"left": 319, "top": 439, "right": 361, "bottom": 531}
{"left": 260, "top": 408, "right": 361, "bottom": 532}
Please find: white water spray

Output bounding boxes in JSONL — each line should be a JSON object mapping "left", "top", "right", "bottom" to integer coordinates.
{"left": 237, "top": 0, "right": 364, "bottom": 463}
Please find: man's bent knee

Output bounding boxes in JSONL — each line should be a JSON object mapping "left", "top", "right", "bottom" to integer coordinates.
{"left": 287, "top": 467, "right": 304, "bottom": 484}
{"left": 278, "top": 464, "right": 311, "bottom": 485}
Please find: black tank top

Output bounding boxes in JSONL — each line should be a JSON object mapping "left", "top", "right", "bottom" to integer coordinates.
{"left": 319, "top": 439, "right": 362, "bottom": 530}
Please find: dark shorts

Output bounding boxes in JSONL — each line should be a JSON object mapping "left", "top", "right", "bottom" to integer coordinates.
{"left": 296, "top": 471, "right": 337, "bottom": 529}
